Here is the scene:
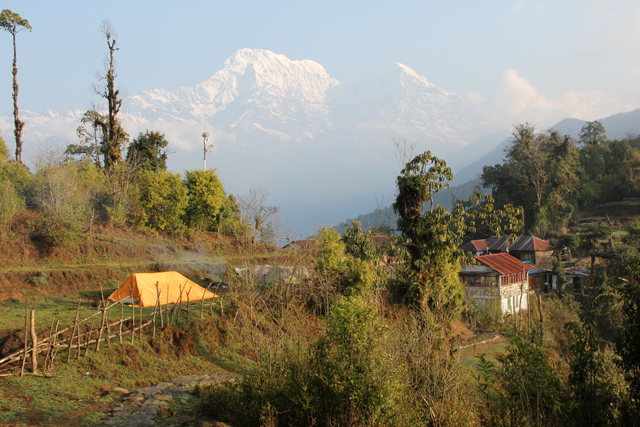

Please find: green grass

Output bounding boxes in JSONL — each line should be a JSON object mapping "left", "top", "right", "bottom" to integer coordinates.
{"left": 459, "top": 336, "right": 509, "bottom": 371}
{"left": 0, "top": 314, "right": 238, "bottom": 426}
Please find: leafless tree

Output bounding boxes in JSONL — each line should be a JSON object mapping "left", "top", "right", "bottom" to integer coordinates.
{"left": 238, "top": 187, "right": 280, "bottom": 246}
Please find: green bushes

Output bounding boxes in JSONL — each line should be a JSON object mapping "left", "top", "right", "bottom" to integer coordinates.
{"left": 0, "top": 178, "right": 24, "bottom": 228}
{"left": 137, "top": 169, "right": 188, "bottom": 234}
{"left": 476, "top": 329, "right": 567, "bottom": 426}
{"left": 184, "top": 169, "right": 227, "bottom": 231}
{"left": 198, "top": 294, "right": 411, "bottom": 427}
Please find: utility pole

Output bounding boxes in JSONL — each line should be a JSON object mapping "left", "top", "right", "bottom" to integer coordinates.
{"left": 202, "top": 132, "right": 210, "bottom": 170}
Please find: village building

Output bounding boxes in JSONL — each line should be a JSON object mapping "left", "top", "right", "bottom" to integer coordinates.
{"left": 508, "top": 235, "right": 554, "bottom": 269}
{"left": 458, "top": 235, "right": 510, "bottom": 255}
{"left": 459, "top": 252, "right": 530, "bottom": 315}
{"left": 525, "top": 261, "right": 554, "bottom": 293}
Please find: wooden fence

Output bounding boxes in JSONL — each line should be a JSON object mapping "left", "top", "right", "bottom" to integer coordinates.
{"left": 0, "top": 283, "right": 224, "bottom": 377}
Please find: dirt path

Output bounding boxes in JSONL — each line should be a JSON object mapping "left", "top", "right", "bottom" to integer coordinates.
{"left": 98, "top": 373, "right": 238, "bottom": 427}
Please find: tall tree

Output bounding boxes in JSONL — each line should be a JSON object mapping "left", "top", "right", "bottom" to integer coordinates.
{"left": 579, "top": 121, "right": 607, "bottom": 147}
{"left": 66, "top": 109, "right": 107, "bottom": 167}
{"left": 126, "top": 130, "right": 169, "bottom": 172}
{"left": 96, "top": 21, "right": 127, "bottom": 175}
{"left": 394, "top": 151, "right": 522, "bottom": 317}
{"left": 0, "top": 10, "right": 31, "bottom": 163}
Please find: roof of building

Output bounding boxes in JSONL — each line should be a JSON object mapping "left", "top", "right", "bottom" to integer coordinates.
{"left": 486, "top": 235, "right": 511, "bottom": 251}
{"left": 459, "top": 239, "right": 488, "bottom": 253}
{"left": 523, "top": 260, "right": 548, "bottom": 274}
{"left": 509, "top": 235, "right": 552, "bottom": 252}
{"left": 474, "top": 252, "right": 531, "bottom": 275}
{"left": 371, "top": 235, "right": 391, "bottom": 248}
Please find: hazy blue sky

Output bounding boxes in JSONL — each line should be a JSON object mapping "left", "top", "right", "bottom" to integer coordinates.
{"left": 0, "top": 0, "right": 638, "bottom": 125}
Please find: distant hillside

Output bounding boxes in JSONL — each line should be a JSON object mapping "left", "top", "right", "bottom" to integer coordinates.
{"left": 452, "top": 108, "right": 640, "bottom": 185}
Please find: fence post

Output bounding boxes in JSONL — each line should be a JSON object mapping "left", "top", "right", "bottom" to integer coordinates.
{"left": 68, "top": 300, "right": 81, "bottom": 363}
{"left": 537, "top": 294, "right": 544, "bottom": 338}
{"left": 50, "top": 319, "right": 60, "bottom": 371}
{"left": 186, "top": 289, "right": 191, "bottom": 321}
{"left": 200, "top": 292, "right": 206, "bottom": 319}
{"left": 166, "top": 283, "right": 171, "bottom": 326}
{"left": 30, "top": 309, "right": 37, "bottom": 374}
{"left": 20, "top": 302, "right": 28, "bottom": 377}
{"left": 129, "top": 282, "right": 135, "bottom": 343}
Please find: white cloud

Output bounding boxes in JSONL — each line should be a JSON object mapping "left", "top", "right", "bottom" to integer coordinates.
{"left": 484, "top": 68, "right": 635, "bottom": 127}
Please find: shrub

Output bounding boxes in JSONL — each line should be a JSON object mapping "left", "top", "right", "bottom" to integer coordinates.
{"left": 137, "top": 170, "right": 187, "bottom": 234}
{"left": 0, "top": 179, "right": 24, "bottom": 228}
{"left": 184, "top": 169, "right": 227, "bottom": 230}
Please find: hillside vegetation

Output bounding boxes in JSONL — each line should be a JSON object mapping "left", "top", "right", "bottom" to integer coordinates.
{"left": 0, "top": 121, "right": 639, "bottom": 427}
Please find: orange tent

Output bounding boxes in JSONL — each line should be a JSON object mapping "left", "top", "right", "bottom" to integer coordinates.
{"left": 107, "top": 271, "right": 217, "bottom": 307}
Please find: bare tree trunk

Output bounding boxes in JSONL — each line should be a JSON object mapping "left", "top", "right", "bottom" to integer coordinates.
{"left": 11, "top": 32, "right": 25, "bottom": 163}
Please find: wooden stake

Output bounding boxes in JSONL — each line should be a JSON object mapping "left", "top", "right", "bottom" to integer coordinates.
{"left": 139, "top": 303, "right": 143, "bottom": 341}
{"left": 30, "top": 310, "right": 37, "bottom": 374}
{"left": 152, "top": 297, "right": 158, "bottom": 339}
{"left": 44, "top": 317, "right": 55, "bottom": 371}
{"left": 200, "top": 292, "right": 206, "bottom": 319}
{"left": 20, "top": 302, "right": 28, "bottom": 378}
{"left": 96, "top": 287, "right": 107, "bottom": 351}
{"left": 75, "top": 311, "right": 82, "bottom": 361}
{"left": 527, "top": 293, "right": 531, "bottom": 332}
{"left": 130, "top": 282, "right": 135, "bottom": 343}
{"left": 186, "top": 289, "right": 192, "bottom": 321}
{"left": 85, "top": 314, "right": 97, "bottom": 357}
{"left": 166, "top": 283, "right": 171, "bottom": 326}
{"left": 537, "top": 294, "right": 544, "bottom": 339}
{"left": 49, "top": 320, "right": 59, "bottom": 371}
{"left": 67, "top": 300, "right": 81, "bottom": 363}
{"left": 175, "top": 281, "right": 186, "bottom": 323}
{"left": 158, "top": 289, "right": 164, "bottom": 329}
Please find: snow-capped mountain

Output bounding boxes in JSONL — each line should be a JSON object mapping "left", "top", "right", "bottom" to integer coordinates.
{"left": 129, "top": 49, "right": 340, "bottom": 142}
{"left": 123, "top": 48, "right": 483, "bottom": 152}
{"left": 1, "top": 48, "right": 501, "bottom": 237}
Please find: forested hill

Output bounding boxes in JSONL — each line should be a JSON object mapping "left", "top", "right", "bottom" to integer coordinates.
{"left": 335, "top": 178, "right": 485, "bottom": 235}
{"left": 336, "top": 118, "right": 640, "bottom": 237}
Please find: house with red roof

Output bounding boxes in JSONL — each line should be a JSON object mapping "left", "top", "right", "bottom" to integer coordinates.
{"left": 459, "top": 252, "right": 530, "bottom": 315}
{"left": 459, "top": 235, "right": 510, "bottom": 255}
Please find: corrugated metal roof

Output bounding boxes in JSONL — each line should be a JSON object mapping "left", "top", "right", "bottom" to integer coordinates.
{"left": 475, "top": 252, "right": 530, "bottom": 275}
{"left": 509, "top": 235, "right": 551, "bottom": 252}
{"left": 459, "top": 239, "right": 488, "bottom": 253}
{"left": 486, "top": 235, "right": 510, "bottom": 251}
{"left": 523, "top": 260, "right": 548, "bottom": 274}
